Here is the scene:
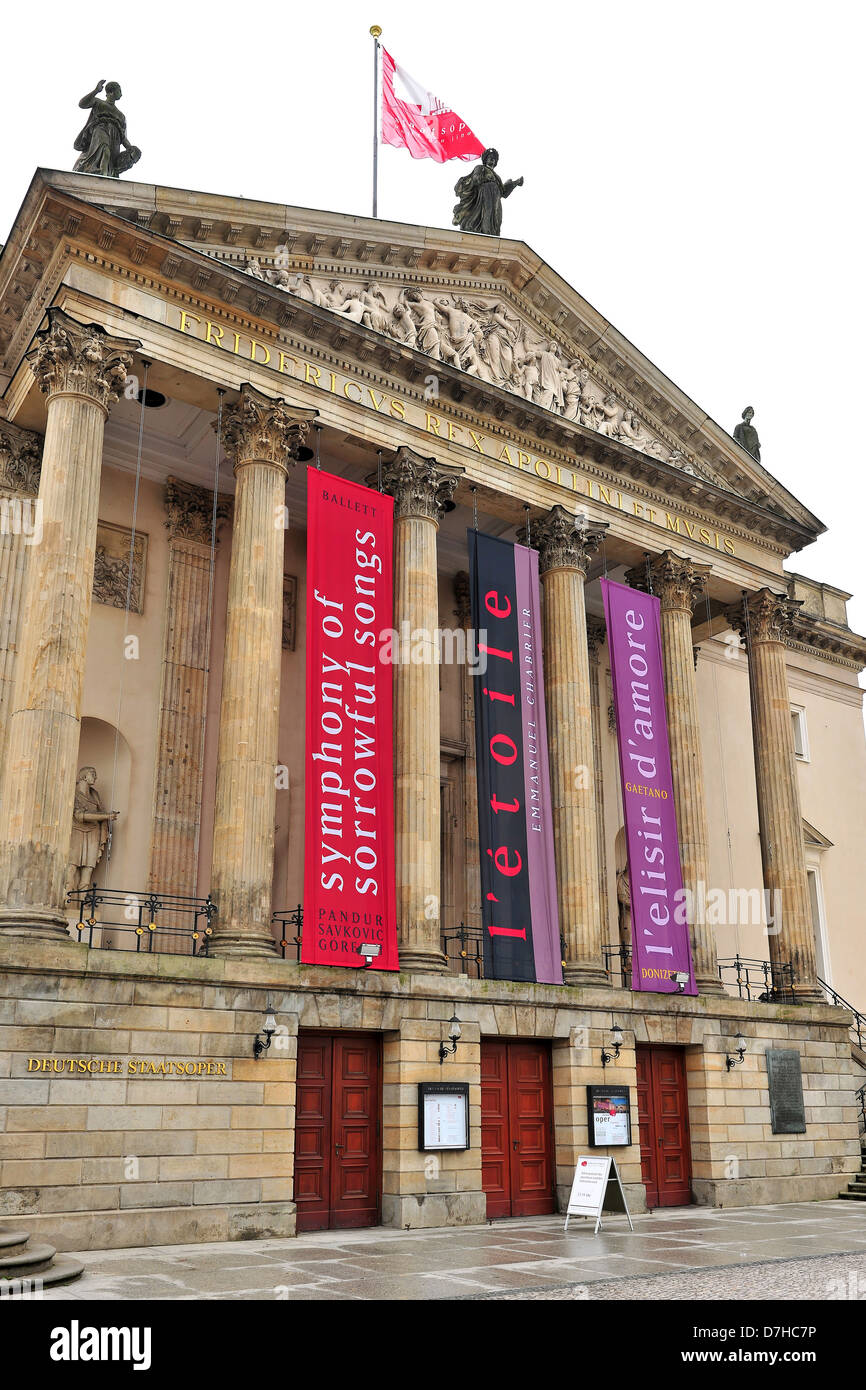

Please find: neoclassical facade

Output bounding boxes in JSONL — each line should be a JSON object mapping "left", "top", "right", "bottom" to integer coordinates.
{"left": 0, "top": 169, "right": 864, "bottom": 1249}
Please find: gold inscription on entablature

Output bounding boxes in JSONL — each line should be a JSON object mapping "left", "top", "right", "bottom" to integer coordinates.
{"left": 175, "top": 307, "right": 737, "bottom": 557}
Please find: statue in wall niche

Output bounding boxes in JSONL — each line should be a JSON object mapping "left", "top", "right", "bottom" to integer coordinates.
{"left": 452, "top": 148, "right": 524, "bottom": 236}
{"left": 73, "top": 81, "right": 141, "bottom": 178}
{"left": 66, "top": 767, "right": 119, "bottom": 896}
{"left": 616, "top": 866, "right": 632, "bottom": 952}
{"left": 733, "top": 405, "right": 761, "bottom": 462}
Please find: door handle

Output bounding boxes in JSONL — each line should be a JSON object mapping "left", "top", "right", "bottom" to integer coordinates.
{"left": 335, "top": 1141, "right": 343, "bottom": 1155}
{"left": 513, "top": 1140, "right": 519, "bottom": 1151}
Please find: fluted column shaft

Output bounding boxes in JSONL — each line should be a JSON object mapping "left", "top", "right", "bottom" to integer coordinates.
{"left": 148, "top": 479, "right": 232, "bottom": 906}
{"left": 532, "top": 508, "right": 609, "bottom": 986}
{"left": 731, "top": 589, "right": 821, "bottom": 1001}
{"left": 455, "top": 572, "right": 481, "bottom": 933}
{"left": 585, "top": 617, "right": 610, "bottom": 945}
{"left": 208, "top": 387, "right": 316, "bottom": 959}
{"left": 0, "top": 309, "right": 137, "bottom": 937}
{"left": 634, "top": 552, "right": 723, "bottom": 993}
{"left": 0, "top": 423, "right": 42, "bottom": 779}
{"left": 382, "top": 448, "right": 459, "bottom": 973}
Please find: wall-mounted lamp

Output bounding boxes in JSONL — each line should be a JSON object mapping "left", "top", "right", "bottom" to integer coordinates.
{"left": 439, "top": 1014, "right": 461, "bottom": 1065}
{"left": 359, "top": 942, "right": 382, "bottom": 968}
{"left": 725, "top": 1032, "right": 747, "bottom": 1071}
{"left": 253, "top": 1001, "right": 278, "bottom": 1060}
{"left": 601, "top": 1023, "right": 624, "bottom": 1069}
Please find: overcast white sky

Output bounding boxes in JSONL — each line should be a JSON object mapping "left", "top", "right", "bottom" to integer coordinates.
{"left": 3, "top": 0, "right": 864, "bottom": 638}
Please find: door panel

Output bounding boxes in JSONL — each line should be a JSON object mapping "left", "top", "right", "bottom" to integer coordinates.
{"left": 295, "top": 1032, "right": 381, "bottom": 1232}
{"left": 635, "top": 1045, "right": 692, "bottom": 1209}
{"left": 481, "top": 1040, "right": 554, "bottom": 1218}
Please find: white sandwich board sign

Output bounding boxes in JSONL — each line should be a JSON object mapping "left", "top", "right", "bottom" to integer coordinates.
{"left": 564, "top": 1155, "right": 634, "bottom": 1233}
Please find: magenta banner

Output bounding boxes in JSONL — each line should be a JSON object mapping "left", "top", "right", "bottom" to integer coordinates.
{"left": 601, "top": 578, "right": 696, "bottom": 995}
{"left": 469, "top": 531, "right": 562, "bottom": 984}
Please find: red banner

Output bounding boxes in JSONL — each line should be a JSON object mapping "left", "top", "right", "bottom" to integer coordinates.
{"left": 302, "top": 470, "right": 398, "bottom": 970}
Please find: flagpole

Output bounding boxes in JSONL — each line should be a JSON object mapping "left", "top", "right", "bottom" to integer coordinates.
{"left": 370, "top": 24, "right": 381, "bottom": 218}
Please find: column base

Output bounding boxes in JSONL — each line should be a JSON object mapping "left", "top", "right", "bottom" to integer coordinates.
{"left": 790, "top": 983, "right": 828, "bottom": 1006}
{"left": 696, "top": 974, "right": 728, "bottom": 996}
{"left": 207, "top": 927, "right": 279, "bottom": 960}
{"left": 398, "top": 947, "right": 449, "bottom": 975}
{"left": 563, "top": 963, "right": 610, "bottom": 988}
{"left": 0, "top": 906, "right": 74, "bottom": 942}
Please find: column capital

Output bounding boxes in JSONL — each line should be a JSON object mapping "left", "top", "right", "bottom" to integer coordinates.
{"left": 728, "top": 587, "right": 802, "bottom": 645}
{"left": 526, "top": 506, "right": 608, "bottom": 576}
{"left": 0, "top": 419, "right": 42, "bottom": 496}
{"left": 380, "top": 446, "right": 462, "bottom": 521}
{"left": 220, "top": 384, "right": 317, "bottom": 474}
{"left": 626, "top": 549, "right": 711, "bottom": 614}
{"left": 164, "top": 476, "right": 233, "bottom": 546}
{"left": 26, "top": 307, "right": 139, "bottom": 414}
{"left": 585, "top": 613, "right": 606, "bottom": 657}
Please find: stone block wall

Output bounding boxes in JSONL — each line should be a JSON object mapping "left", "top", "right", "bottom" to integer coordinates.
{"left": 0, "top": 937, "right": 861, "bottom": 1250}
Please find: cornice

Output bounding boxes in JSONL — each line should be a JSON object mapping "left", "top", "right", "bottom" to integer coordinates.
{"left": 2, "top": 175, "right": 825, "bottom": 536}
{"left": 0, "top": 182, "right": 823, "bottom": 563}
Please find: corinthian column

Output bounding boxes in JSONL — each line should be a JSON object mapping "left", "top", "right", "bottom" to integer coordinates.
{"left": 208, "top": 386, "right": 316, "bottom": 959}
{"left": 381, "top": 447, "right": 459, "bottom": 973}
{"left": 728, "top": 589, "right": 821, "bottom": 1002}
{"left": 0, "top": 422, "right": 42, "bottom": 777}
{"left": 585, "top": 615, "right": 609, "bottom": 942}
{"left": 454, "top": 572, "right": 481, "bottom": 934}
{"left": 531, "top": 507, "right": 609, "bottom": 986}
{"left": 0, "top": 308, "right": 138, "bottom": 938}
{"left": 628, "top": 551, "right": 723, "bottom": 994}
{"left": 148, "top": 478, "right": 232, "bottom": 904}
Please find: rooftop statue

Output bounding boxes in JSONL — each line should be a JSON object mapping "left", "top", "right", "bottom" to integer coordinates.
{"left": 733, "top": 405, "right": 761, "bottom": 462}
{"left": 73, "top": 80, "right": 141, "bottom": 178}
{"left": 452, "top": 148, "right": 523, "bottom": 236}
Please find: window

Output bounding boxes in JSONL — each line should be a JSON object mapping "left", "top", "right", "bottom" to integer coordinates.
{"left": 791, "top": 705, "right": 809, "bottom": 761}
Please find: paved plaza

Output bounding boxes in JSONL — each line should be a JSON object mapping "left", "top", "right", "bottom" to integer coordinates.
{"left": 27, "top": 1200, "right": 866, "bottom": 1301}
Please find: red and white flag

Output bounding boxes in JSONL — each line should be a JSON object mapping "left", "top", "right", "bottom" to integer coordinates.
{"left": 381, "top": 48, "right": 484, "bottom": 163}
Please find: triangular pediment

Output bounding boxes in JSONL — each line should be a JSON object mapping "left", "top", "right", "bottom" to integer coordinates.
{"left": 1, "top": 170, "right": 825, "bottom": 542}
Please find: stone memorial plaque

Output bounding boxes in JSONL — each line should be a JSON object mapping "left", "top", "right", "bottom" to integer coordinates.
{"left": 765, "top": 1048, "right": 806, "bottom": 1134}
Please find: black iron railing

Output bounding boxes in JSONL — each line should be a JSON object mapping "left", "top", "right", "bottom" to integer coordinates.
{"left": 442, "top": 922, "right": 485, "bottom": 977}
{"left": 716, "top": 955, "right": 796, "bottom": 1004}
{"left": 603, "top": 944, "right": 633, "bottom": 988}
{"left": 66, "top": 885, "right": 216, "bottom": 954}
{"left": 272, "top": 905, "right": 304, "bottom": 960}
{"left": 857, "top": 1083, "right": 866, "bottom": 1136}
{"left": 816, "top": 977, "right": 866, "bottom": 1053}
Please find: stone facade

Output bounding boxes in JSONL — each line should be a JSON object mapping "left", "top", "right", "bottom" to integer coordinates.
{"left": 0, "top": 170, "right": 865, "bottom": 1250}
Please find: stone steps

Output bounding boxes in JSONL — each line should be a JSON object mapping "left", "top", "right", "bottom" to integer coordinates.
{"left": 0, "top": 1225, "right": 83, "bottom": 1291}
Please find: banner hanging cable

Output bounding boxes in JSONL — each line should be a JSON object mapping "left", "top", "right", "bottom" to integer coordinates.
{"left": 370, "top": 25, "right": 382, "bottom": 217}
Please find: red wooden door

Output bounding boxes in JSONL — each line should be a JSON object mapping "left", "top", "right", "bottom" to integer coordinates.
{"left": 635, "top": 1045, "right": 692, "bottom": 1208}
{"left": 481, "top": 1040, "right": 554, "bottom": 1218}
{"left": 294, "top": 1032, "right": 381, "bottom": 1232}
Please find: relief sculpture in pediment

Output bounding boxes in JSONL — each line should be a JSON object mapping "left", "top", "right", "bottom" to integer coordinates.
{"left": 239, "top": 256, "right": 717, "bottom": 479}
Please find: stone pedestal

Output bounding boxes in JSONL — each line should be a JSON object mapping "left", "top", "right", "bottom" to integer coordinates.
{"left": 208, "top": 386, "right": 316, "bottom": 960}
{"left": 532, "top": 508, "right": 609, "bottom": 986}
{"left": 381, "top": 448, "right": 459, "bottom": 974}
{"left": 148, "top": 479, "right": 232, "bottom": 909}
{"left": 0, "top": 422, "right": 42, "bottom": 778}
{"left": 0, "top": 308, "right": 137, "bottom": 939}
{"left": 730, "top": 589, "right": 822, "bottom": 1002}
{"left": 630, "top": 552, "right": 723, "bottom": 994}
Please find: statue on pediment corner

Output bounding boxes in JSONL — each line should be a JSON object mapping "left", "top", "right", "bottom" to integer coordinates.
{"left": 73, "top": 80, "right": 141, "bottom": 178}
{"left": 452, "top": 148, "right": 524, "bottom": 236}
{"left": 733, "top": 405, "right": 761, "bottom": 461}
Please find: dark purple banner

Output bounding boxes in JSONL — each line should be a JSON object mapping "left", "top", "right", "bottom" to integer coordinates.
{"left": 601, "top": 578, "right": 696, "bottom": 995}
{"left": 469, "top": 531, "right": 562, "bottom": 984}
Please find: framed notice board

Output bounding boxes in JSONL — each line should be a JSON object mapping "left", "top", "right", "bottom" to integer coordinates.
{"left": 418, "top": 1083, "right": 470, "bottom": 1151}
{"left": 586, "top": 1085, "right": 632, "bottom": 1147}
{"left": 765, "top": 1049, "right": 807, "bottom": 1134}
